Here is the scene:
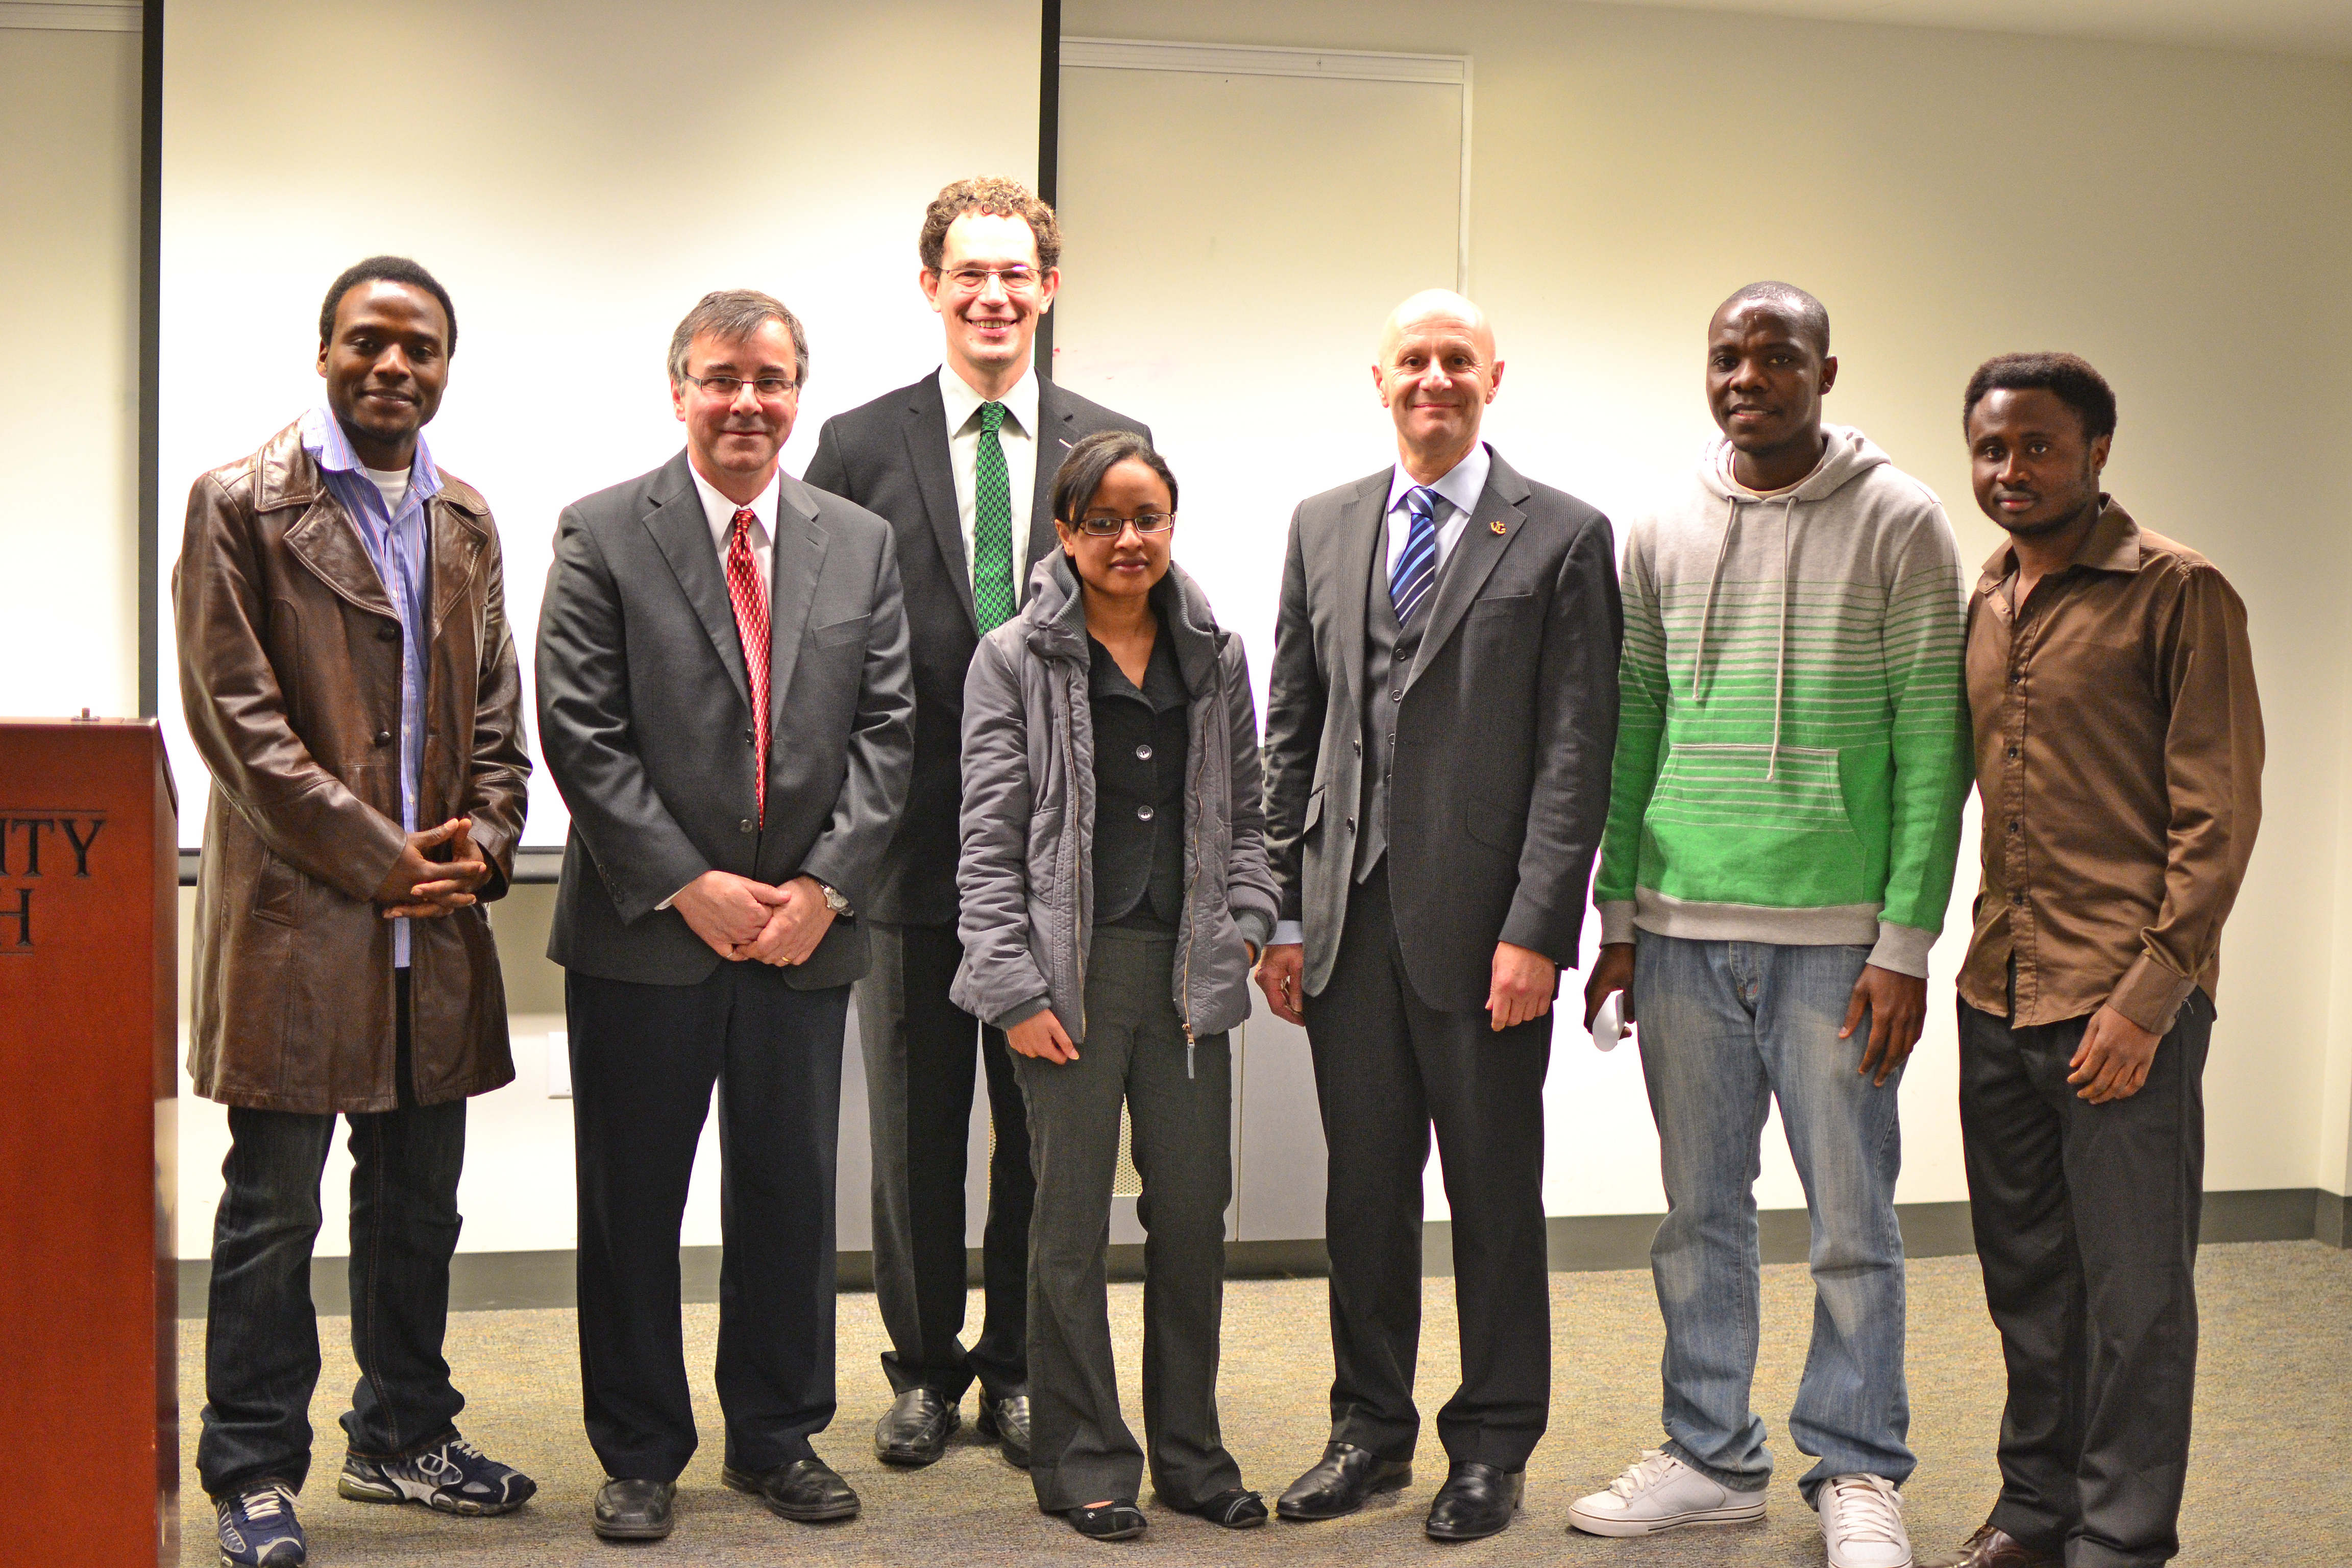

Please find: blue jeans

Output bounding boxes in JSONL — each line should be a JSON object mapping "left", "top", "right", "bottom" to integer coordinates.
{"left": 197, "top": 973, "right": 470, "bottom": 1499}
{"left": 1633, "top": 931, "right": 1912, "bottom": 1501}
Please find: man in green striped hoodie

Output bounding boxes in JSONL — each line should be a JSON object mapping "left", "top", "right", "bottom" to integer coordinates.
{"left": 1567, "top": 284, "right": 1969, "bottom": 1568}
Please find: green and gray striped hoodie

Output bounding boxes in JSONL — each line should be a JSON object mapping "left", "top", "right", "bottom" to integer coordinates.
{"left": 1595, "top": 425, "right": 1970, "bottom": 976}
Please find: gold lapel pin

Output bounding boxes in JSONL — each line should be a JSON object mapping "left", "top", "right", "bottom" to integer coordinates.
{"left": 1489, "top": 519, "right": 1507, "bottom": 534}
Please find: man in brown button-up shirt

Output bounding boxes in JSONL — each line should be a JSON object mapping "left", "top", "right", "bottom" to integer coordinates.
{"left": 1924, "top": 354, "right": 2262, "bottom": 1568}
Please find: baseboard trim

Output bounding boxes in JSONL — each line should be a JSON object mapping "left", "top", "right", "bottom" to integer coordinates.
{"left": 174, "top": 1189, "right": 2348, "bottom": 1318}
{"left": 2314, "top": 1190, "right": 2351, "bottom": 1248}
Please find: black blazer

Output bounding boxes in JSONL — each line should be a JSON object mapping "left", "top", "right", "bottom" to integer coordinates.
{"left": 1261, "top": 447, "right": 1623, "bottom": 1010}
{"left": 536, "top": 450, "right": 915, "bottom": 988}
{"left": 803, "top": 370, "right": 1148, "bottom": 925}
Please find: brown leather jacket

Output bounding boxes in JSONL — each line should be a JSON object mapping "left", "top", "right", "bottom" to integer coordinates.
{"left": 175, "top": 421, "right": 529, "bottom": 1113}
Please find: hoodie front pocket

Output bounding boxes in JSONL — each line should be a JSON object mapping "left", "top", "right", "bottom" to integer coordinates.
{"left": 1644, "top": 742, "right": 1866, "bottom": 905}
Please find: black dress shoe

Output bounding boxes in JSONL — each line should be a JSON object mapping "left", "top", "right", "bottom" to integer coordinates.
{"left": 975, "top": 1392, "right": 1032, "bottom": 1468}
{"left": 1425, "top": 1460, "right": 1523, "bottom": 1541}
{"left": 1173, "top": 1487, "right": 1268, "bottom": 1529}
{"left": 873, "top": 1387, "right": 959, "bottom": 1466}
{"left": 592, "top": 1477, "right": 675, "bottom": 1541}
{"left": 1923, "top": 1522, "right": 2064, "bottom": 1567}
{"left": 1064, "top": 1501, "right": 1148, "bottom": 1540}
{"left": 721, "top": 1457, "right": 860, "bottom": 1523}
{"left": 1275, "top": 1441, "right": 1413, "bottom": 1522}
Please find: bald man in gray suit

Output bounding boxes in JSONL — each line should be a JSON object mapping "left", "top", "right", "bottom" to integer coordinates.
{"left": 1258, "top": 291, "right": 1621, "bottom": 1544}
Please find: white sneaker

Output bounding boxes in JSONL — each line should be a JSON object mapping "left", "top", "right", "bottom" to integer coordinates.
{"left": 1819, "top": 1473, "right": 1912, "bottom": 1567}
{"left": 1566, "top": 1449, "right": 1768, "bottom": 1537}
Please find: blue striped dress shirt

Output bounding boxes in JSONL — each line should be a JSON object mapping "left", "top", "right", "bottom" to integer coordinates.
{"left": 299, "top": 405, "right": 440, "bottom": 969}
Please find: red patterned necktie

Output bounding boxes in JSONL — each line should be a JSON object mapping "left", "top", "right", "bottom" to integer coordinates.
{"left": 725, "top": 508, "right": 771, "bottom": 825}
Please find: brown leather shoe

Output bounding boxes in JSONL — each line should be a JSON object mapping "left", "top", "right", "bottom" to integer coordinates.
{"left": 1922, "top": 1522, "right": 2063, "bottom": 1567}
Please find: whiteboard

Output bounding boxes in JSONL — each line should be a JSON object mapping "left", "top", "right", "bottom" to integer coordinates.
{"left": 156, "top": 0, "right": 1041, "bottom": 849}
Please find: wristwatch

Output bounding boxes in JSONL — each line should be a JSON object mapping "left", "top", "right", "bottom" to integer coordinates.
{"left": 809, "top": 878, "right": 852, "bottom": 918}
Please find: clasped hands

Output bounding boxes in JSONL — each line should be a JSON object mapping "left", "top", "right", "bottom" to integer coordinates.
{"left": 373, "top": 816, "right": 492, "bottom": 917}
{"left": 673, "top": 869, "right": 836, "bottom": 966}
{"left": 1254, "top": 939, "right": 1558, "bottom": 1032}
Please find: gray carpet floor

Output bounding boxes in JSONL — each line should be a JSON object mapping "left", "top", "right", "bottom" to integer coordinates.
{"left": 176, "top": 1241, "right": 2352, "bottom": 1564}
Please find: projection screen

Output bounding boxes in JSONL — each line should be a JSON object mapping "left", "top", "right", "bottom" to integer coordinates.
{"left": 156, "top": 0, "right": 1042, "bottom": 850}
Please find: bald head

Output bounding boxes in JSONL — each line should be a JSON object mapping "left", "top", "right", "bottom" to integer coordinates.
{"left": 1374, "top": 288, "right": 1504, "bottom": 483}
{"left": 1711, "top": 280, "right": 1829, "bottom": 355}
{"left": 1380, "top": 288, "right": 1497, "bottom": 362}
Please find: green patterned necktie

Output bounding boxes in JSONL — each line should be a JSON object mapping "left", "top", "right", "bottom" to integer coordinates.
{"left": 972, "top": 400, "right": 1015, "bottom": 631}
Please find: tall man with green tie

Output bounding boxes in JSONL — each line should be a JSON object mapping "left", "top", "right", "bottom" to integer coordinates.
{"left": 804, "top": 178, "right": 1150, "bottom": 1471}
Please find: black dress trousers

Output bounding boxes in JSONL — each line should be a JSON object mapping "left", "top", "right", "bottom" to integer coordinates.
{"left": 568, "top": 962, "right": 849, "bottom": 1483}
{"left": 1304, "top": 861, "right": 1554, "bottom": 1471}
{"left": 856, "top": 922, "right": 1032, "bottom": 1404}
{"left": 1956, "top": 987, "right": 2214, "bottom": 1568}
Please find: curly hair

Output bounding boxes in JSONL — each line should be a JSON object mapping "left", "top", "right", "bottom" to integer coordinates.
{"left": 1964, "top": 352, "right": 2117, "bottom": 441}
{"left": 918, "top": 176, "right": 1062, "bottom": 274}
{"left": 319, "top": 255, "right": 456, "bottom": 352}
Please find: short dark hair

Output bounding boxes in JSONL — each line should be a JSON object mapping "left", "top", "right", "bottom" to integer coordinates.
{"left": 1963, "top": 352, "right": 2117, "bottom": 440}
{"left": 319, "top": 256, "right": 456, "bottom": 352}
{"left": 920, "top": 176, "right": 1062, "bottom": 274}
{"left": 667, "top": 288, "right": 810, "bottom": 388}
{"left": 1053, "top": 429, "right": 1178, "bottom": 524}
{"left": 1716, "top": 280, "right": 1829, "bottom": 355}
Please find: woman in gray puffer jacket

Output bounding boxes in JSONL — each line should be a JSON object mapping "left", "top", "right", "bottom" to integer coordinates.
{"left": 952, "top": 430, "right": 1278, "bottom": 1541}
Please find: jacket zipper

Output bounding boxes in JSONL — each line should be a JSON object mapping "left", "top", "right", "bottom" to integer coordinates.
{"left": 1067, "top": 659, "right": 1088, "bottom": 1039}
{"left": 1177, "top": 648, "right": 1216, "bottom": 1080}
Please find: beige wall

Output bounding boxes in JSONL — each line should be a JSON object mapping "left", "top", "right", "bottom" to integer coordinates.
{"left": 0, "top": 23, "right": 142, "bottom": 718}
{"left": 1068, "top": 0, "right": 2352, "bottom": 1198}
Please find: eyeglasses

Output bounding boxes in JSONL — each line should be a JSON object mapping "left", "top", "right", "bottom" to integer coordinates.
{"left": 681, "top": 372, "right": 799, "bottom": 401}
{"left": 937, "top": 265, "right": 1043, "bottom": 296}
{"left": 1070, "top": 512, "right": 1175, "bottom": 538}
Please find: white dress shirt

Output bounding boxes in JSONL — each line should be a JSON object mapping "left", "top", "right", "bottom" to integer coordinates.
{"left": 1383, "top": 441, "right": 1490, "bottom": 579}
{"left": 939, "top": 362, "right": 1039, "bottom": 595}
{"left": 1270, "top": 443, "right": 1495, "bottom": 949}
{"left": 689, "top": 459, "right": 777, "bottom": 603}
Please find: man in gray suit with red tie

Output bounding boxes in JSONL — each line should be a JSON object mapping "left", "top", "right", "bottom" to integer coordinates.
{"left": 1258, "top": 289, "right": 1621, "bottom": 1542}
{"left": 803, "top": 177, "right": 1147, "bottom": 1471}
{"left": 536, "top": 289, "right": 913, "bottom": 1544}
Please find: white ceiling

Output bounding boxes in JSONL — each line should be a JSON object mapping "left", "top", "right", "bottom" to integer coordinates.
{"left": 1613, "top": 0, "right": 2352, "bottom": 60}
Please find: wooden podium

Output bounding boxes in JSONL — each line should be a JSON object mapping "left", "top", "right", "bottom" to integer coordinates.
{"left": 0, "top": 719, "right": 177, "bottom": 1565}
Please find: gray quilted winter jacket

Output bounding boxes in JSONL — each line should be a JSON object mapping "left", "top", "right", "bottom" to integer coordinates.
{"left": 950, "top": 551, "right": 1279, "bottom": 1043}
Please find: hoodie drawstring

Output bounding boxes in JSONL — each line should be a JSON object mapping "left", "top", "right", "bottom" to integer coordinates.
{"left": 1767, "top": 494, "right": 1797, "bottom": 780}
{"left": 1695, "top": 490, "right": 1799, "bottom": 781}
{"left": 1692, "top": 493, "right": 1740, "bottom": 705}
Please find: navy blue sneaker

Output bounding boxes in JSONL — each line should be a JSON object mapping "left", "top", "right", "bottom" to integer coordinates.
{"left": 215, "top": 1480, "right": 306, "bottom": 1566}
{"left": 338, "top": 1433, "right": 537, "bottom": 1516}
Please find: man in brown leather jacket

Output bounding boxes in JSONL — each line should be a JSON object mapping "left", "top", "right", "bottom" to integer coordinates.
{"left": 175, "top": 256, "right": 535, "bottom": 1568}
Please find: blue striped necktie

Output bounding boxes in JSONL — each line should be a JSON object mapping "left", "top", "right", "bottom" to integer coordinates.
{"left": 1390, "top": 484, "right": 1440, "bottom": 624}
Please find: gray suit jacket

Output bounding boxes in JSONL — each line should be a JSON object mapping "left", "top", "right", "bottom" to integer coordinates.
{"left": 1261, "top": 446, "right": 1622, "bottom": 1009}
{"left": 536, "top": 449, "right": 915, "bottom": 988}
{"left": 802, "top": 371, "right": 1148, "bottom": 924}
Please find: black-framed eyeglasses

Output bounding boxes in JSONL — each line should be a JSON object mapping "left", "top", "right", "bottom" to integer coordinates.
{"left": 682, "top": 372, "right": 798, "bottom": 401}
{"left": 1070, "top": 512, "right": 1176, "bottom": 537}
{"left": 938, "top": 265, "right": 1043, "bottom": 295}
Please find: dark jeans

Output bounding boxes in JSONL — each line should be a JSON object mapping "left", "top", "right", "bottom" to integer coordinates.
{"left": 856, "top": 919, "right": 1031, "bottom": 1404}
{"left": 1304, "top": 861, "right": 1553, "bottom": 1471}
{"left": 568, "top": 963, "right": 849, "bottom": 1482}
{"left": 1957, "top": 987, "right": 2214, "bottom": 1568}
{"left": 1014, "top": 927, "right": 1240, "bottom": 1511}
{"left": 198, "top": 971, "right": 469, "bottom": 1499}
